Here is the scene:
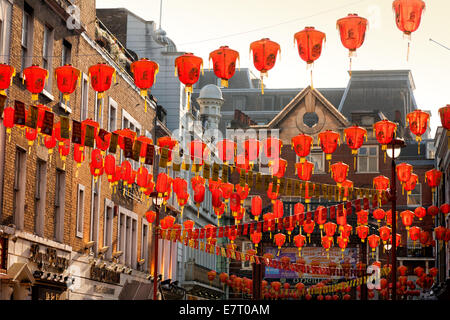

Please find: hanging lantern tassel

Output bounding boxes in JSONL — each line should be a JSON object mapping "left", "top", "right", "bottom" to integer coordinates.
{"left": 277, "top": 248, "right": 280, "bottom": 257}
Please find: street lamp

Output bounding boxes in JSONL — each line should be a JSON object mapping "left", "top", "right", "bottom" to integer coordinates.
{"left": 151, "top": 191, "right": 164, "bottom": 300}
{"left": 386, "top": 138, "right": 405, "bottom": 301}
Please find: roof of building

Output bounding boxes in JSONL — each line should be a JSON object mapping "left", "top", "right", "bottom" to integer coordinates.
{"left": 198, "top": 84, "right": 223, "bottom": 100}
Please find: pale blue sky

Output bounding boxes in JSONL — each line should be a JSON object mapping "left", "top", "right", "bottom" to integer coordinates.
{"left": 97, "top": 0, "right": 450, "bottom": 135}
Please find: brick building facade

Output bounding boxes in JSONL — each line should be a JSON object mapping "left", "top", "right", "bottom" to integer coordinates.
{"left": 0, "top": 0, "right": 166, "bottom": 300}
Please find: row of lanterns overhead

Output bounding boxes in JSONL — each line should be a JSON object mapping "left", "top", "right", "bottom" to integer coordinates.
{"left": 0, "top": 0, "right": 431, "bottom": 111}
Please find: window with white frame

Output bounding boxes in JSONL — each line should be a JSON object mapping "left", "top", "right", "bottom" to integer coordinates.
{"left": 54, "top": 169, "right": 66, "bottom": 242}
{"left": 14, "top": 148, "right": 27, "bottom": 230}
{"left": 103, "top": 199, "right": 114, "bottom": 260}
{"left": 76, "top": 184, "right": 85, "bottom": 238}
{"left": 407, "top": 183, "right": 422, "bottom": 206}
{"left": 357, "top": 146, "right": 379, "bottom": 173}
{"left": 117, "top": 207, "right": 138, "bottom": 269}
{"left": 21, "top": 3, "right": 33, "bottom": 70}
{"left": 90, "top": 177, "right": 101, "bottom": 254}
{"left": 42, "top": 24, "right": 53, "bottom": 91}
{"left": 141, "top": 220, "right": 149, "bottom": 272}
{"left": 80, "top": 73, "right": 89, "bottom": 121}
{"left": 34, "top": 160, "right": 47, "bottom": 237}
{"left": 303, "top": 148, "right": 325, "bottom": 174}
{"left": 241, "top": 241, "right": 253, "bottom": 270}
{"left": 94, "top": 92, "right": 104, "bottom": 127}
{"left": 108, "top": 97, "right": 118, "bottom": 132}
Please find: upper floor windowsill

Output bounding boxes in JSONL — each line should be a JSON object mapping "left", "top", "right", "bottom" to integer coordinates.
{"left": 41, "top": 89, "right": 54, "bottom": 101}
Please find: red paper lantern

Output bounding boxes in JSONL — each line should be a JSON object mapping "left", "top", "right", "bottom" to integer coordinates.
{"left": 396, "top": 162, "right": 413, "bottom": 184}
{"left": 23, "top": 65, "right": 48, "bottom": 101}
{"left": 419, "top": 230, "right": 430, "bottom": 247}
{"left": 368, "top": 234, "right": 380, "bottom": 253}
{"left": 425, "top": 169, "right": 442, "bottom": 193}
{"left": 0, "top": 63, "right": 15, "bottom": 94}
{"left": 220, "top": 182, "right": 234, "bottom": 201}
{"left": 336, "top": 14, "right": 368, "bottom": 72}
{"left": 104, "top": 154, "right": 116, "bottom": 180}
{"left": 3, "top": 107, "right": 15, "bottom": 139}
{"left": 55, "top": 64, "right": 80, "bottom": 104}
{"left": 73, "top": 144, "right": 85, "bottom": 170}
{"left": 441, "top": 203, "right": 450, "bottom": 216}
{"left": 295, "top": 161, "right": 314, "bottom": 181}
{"left": 156, "top": 172, "right": 170, "bottom": 196}
{"left": 409, "top": 226, "right": 421, "bottom": 242}
{"left": 191, "top": 176, "right": 205, "bottom": 191}
{"left": 373, "top": 120, "right": 397, "bottom": 153}
{"left": 372, "top": 208, "right": 386, "bottom": 222}
{"left": 427, "top": 205, "right": 439, "bottom": 217}
{"left": 403, "top": 173, "right": 418, "bottom": 196}
{"left": 58, "top": 139, "right": 70, "bottom": 162}
{"left": 324, "top": 222, "right": 337, "bottom": 239}
{"left": 379, "top": 226, "right": 391, "bottom": 244}
{"left": 406, "top": 110, "right": 429, "bottom": 153}
{"left": 250, "top": 38, "right": 280, "bottom": 94}
{"left": 393, "top": 0, "right": 425, "bottom": 37}
{"left": 322, "top": 236, "right": 332, "bottom": 251}
{"left": 315, "top": 206, "right": 327, "bottom": 228}
{"left": 193, "top": 184, "right": 206, "bottom": 208}
{"left": 251, "top": 196, "right": 262, "bottom": 221}
{"left": 236, "top": 184, "right": 249, "bottom": 204}
{"left": 330, "top": 162, "right": 349, "bottom": 186}
{"left": 439, "top": 105, "right": 450, "bottom": 130}
{"left": 337, "top": 235, "right": 349, "bottom": 252}
{"left": 217, "top": 139, "right": 236, "bottom": 163}
{"left": 294, "top": 27, "right": 326, "bottom": 65}
{"left": 44, "top": 129, "right": 57, "bottom": 155}
{"left": 269, "top": 158, "right": 287, "bottom": 179}
{"left": 145, "top": 211, "right": 156, "bottom": 224}
{"left": 267, "top": 183, "right": 279, "bottom": 203}
{"left": 356, "top": 225, "right": 369, "bottom": 242}
{"left": 130, "top": 58, "right": 159, "bottom": 112}
{"left": 160, "top": 215, "right": 175, "bottom": 230}
{"left": 414, "top": 207, "right": 426, "bottom": 221}
{"left": 293, "top": 234, "right": 306, "bottom": 256}
{"left": 229, "top": 192, "right": 241, "bottom": 214}
{"left": 390, "top": 233, "right": 402, "bottom": 247}
{"left": 303, "top": 220, "right": 315, "bottom": 242}
{"left": 190, "top": 140, "right": 208, "bottom": 165}
{"left": 136, "top": 167, "right": 148, "bottom": 191}
{"left": 274, "top": 233, "right": 286, "bottom": 254}
{"left": 209, "top": 46, "right": 239, "bottom": 88}
{"left": 318, "top": 130, "right": 340, "bottom": 161}
{"left": 175, "top": 53, "right": 203, "bottom": 107}
{"left": 250, "top": 232, "right": 262, "bottom": 248}
{"left": 88, "top": 63, "right": 115, "bottom": 98}
{"left": 263, "top": 137, "right": 282, "bottom": 160}
{"left": 435, "top": 226, "right": 446, "bottom": 241}
{"left": 400, "top": 210, "right": 414, "bottom": 230}
{"left": 243, "top": 138, "right": 260, "bottom": 162}
{"left": 373, "top": 175, "right": 390, "bottom": 192}
{"left": 344, "top": 125, "right": 367, "bottom": 156}
{"left": 291, "top": 134, "right": 313, "bottom": 163}
{"left": 356, "top": 210, "right": 369, "bottom": 226}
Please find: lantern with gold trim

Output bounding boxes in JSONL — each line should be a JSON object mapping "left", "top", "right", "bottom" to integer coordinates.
{"left": 406, "top": 110, "right": 429, "bottom": 154}
{"left": 130, "top": 58, "right": 159, "bottom": 112}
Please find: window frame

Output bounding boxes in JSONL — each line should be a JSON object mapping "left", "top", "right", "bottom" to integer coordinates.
{"left": 21, "top": 4, "right": 34, "bottom": 71}
{"left": 42, "top": 24, "right": 54, "bottom": 92}
{"left": 407, "top": 182, "right": 422, "bottom": 206}
{"left": 108, "top": 97, "right": 118, "bottom": 132}
{"left": 117, "top": 206, "right": 138, "bottom": 269}
{"left": 13, "top": 147, "right": 27, "bottom": 230}
{"left": 141, "top": 219, "right": 149, "bottom": 272}
{"left": 80, "top": 73, "right": 89, "bottom": 121}
{"left": 103, "top": 198, "right": 114, "bottom": 260}
{"left": 357, "top": 145, "right": 379, "bottom": 174}
{"left": 76, "top": 184, "right": 85, "bottom": 238}
{"left": 54, "top": 169, "right": 66, "bottom": 243}
{"left": 298, "top": 148, "right": 326, "bottom": 174}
